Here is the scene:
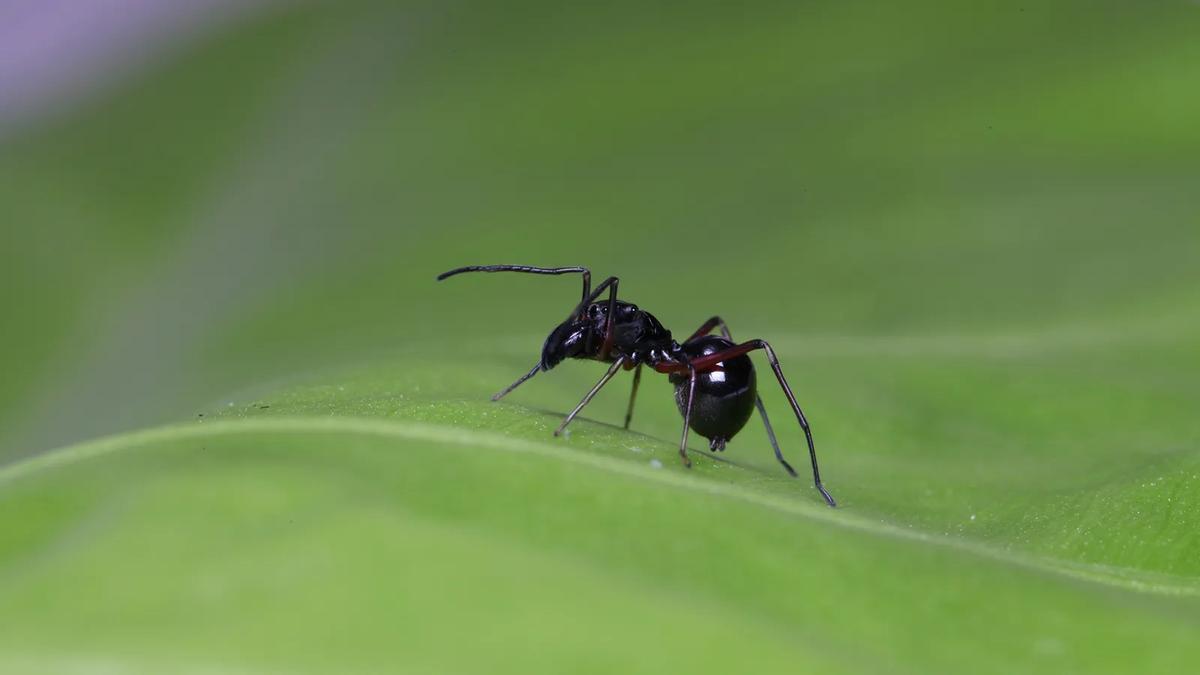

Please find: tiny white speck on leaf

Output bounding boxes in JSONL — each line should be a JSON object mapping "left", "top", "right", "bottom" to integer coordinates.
{"left": 970, "top": 514, "right": 976, "bottom": 521}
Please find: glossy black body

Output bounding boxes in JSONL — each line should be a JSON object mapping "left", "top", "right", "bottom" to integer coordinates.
{"left": 436, "top": 263, "right": 836, "bottom": 507}
{"left": 540, "top": 300, "right": 678, "bottom": 370}
{"left": 541, "top": 304, "right": 756, "bottom": 447}
{"left": 668, "top": 336, "right": 756, "bottom": 449}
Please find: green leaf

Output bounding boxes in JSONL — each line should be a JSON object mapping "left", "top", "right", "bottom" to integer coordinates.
{"left": 2, "top": 353, "right": 1198, "bottom": 673}
{"left": 3, "top": 0, "right": 1199, "bottom": 672}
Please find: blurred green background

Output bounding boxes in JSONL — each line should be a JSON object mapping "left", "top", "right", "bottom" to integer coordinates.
{"left": 1, "top": 1, "right": 1198, "bottom": 673}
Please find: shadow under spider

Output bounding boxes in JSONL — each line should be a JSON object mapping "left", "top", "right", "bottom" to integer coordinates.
{"left": 525, "top": 405, "right": 759, "bottom": 474}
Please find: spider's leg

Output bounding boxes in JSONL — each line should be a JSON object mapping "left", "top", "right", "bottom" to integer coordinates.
{"left": 554, "top": 357, "right": 627, "bottom": 436}
{"left": 623, "top": 363, "right": 643, "bottom": 430}
{"left": 681, "top": 339, "right": 836, "bottom": 507}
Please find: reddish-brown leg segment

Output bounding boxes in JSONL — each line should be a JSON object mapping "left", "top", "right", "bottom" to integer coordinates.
{"left": 572, "top": 276, "right": 620, "bottom": 359}
{"left": 686, "top": 315, "right": 727, "bottom": 343}
{"left": 657, "top": 334, "right": 836, "bottom": 507}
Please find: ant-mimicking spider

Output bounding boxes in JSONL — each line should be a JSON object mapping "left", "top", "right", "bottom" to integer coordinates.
{"left": 437, "top": 264, "right": 836, "bottom": 507}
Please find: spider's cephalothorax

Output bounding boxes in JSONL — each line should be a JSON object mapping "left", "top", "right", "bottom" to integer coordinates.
{"left": 540, "top": 300, "right": 679, "bottom": 370}
{"left": 437, "top": 264, "right": 836, "bottom": 507}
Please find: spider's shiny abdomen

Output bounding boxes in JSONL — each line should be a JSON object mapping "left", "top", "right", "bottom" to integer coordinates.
{"left": 669, "top": 336, "right": 756, "bottom": 447}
